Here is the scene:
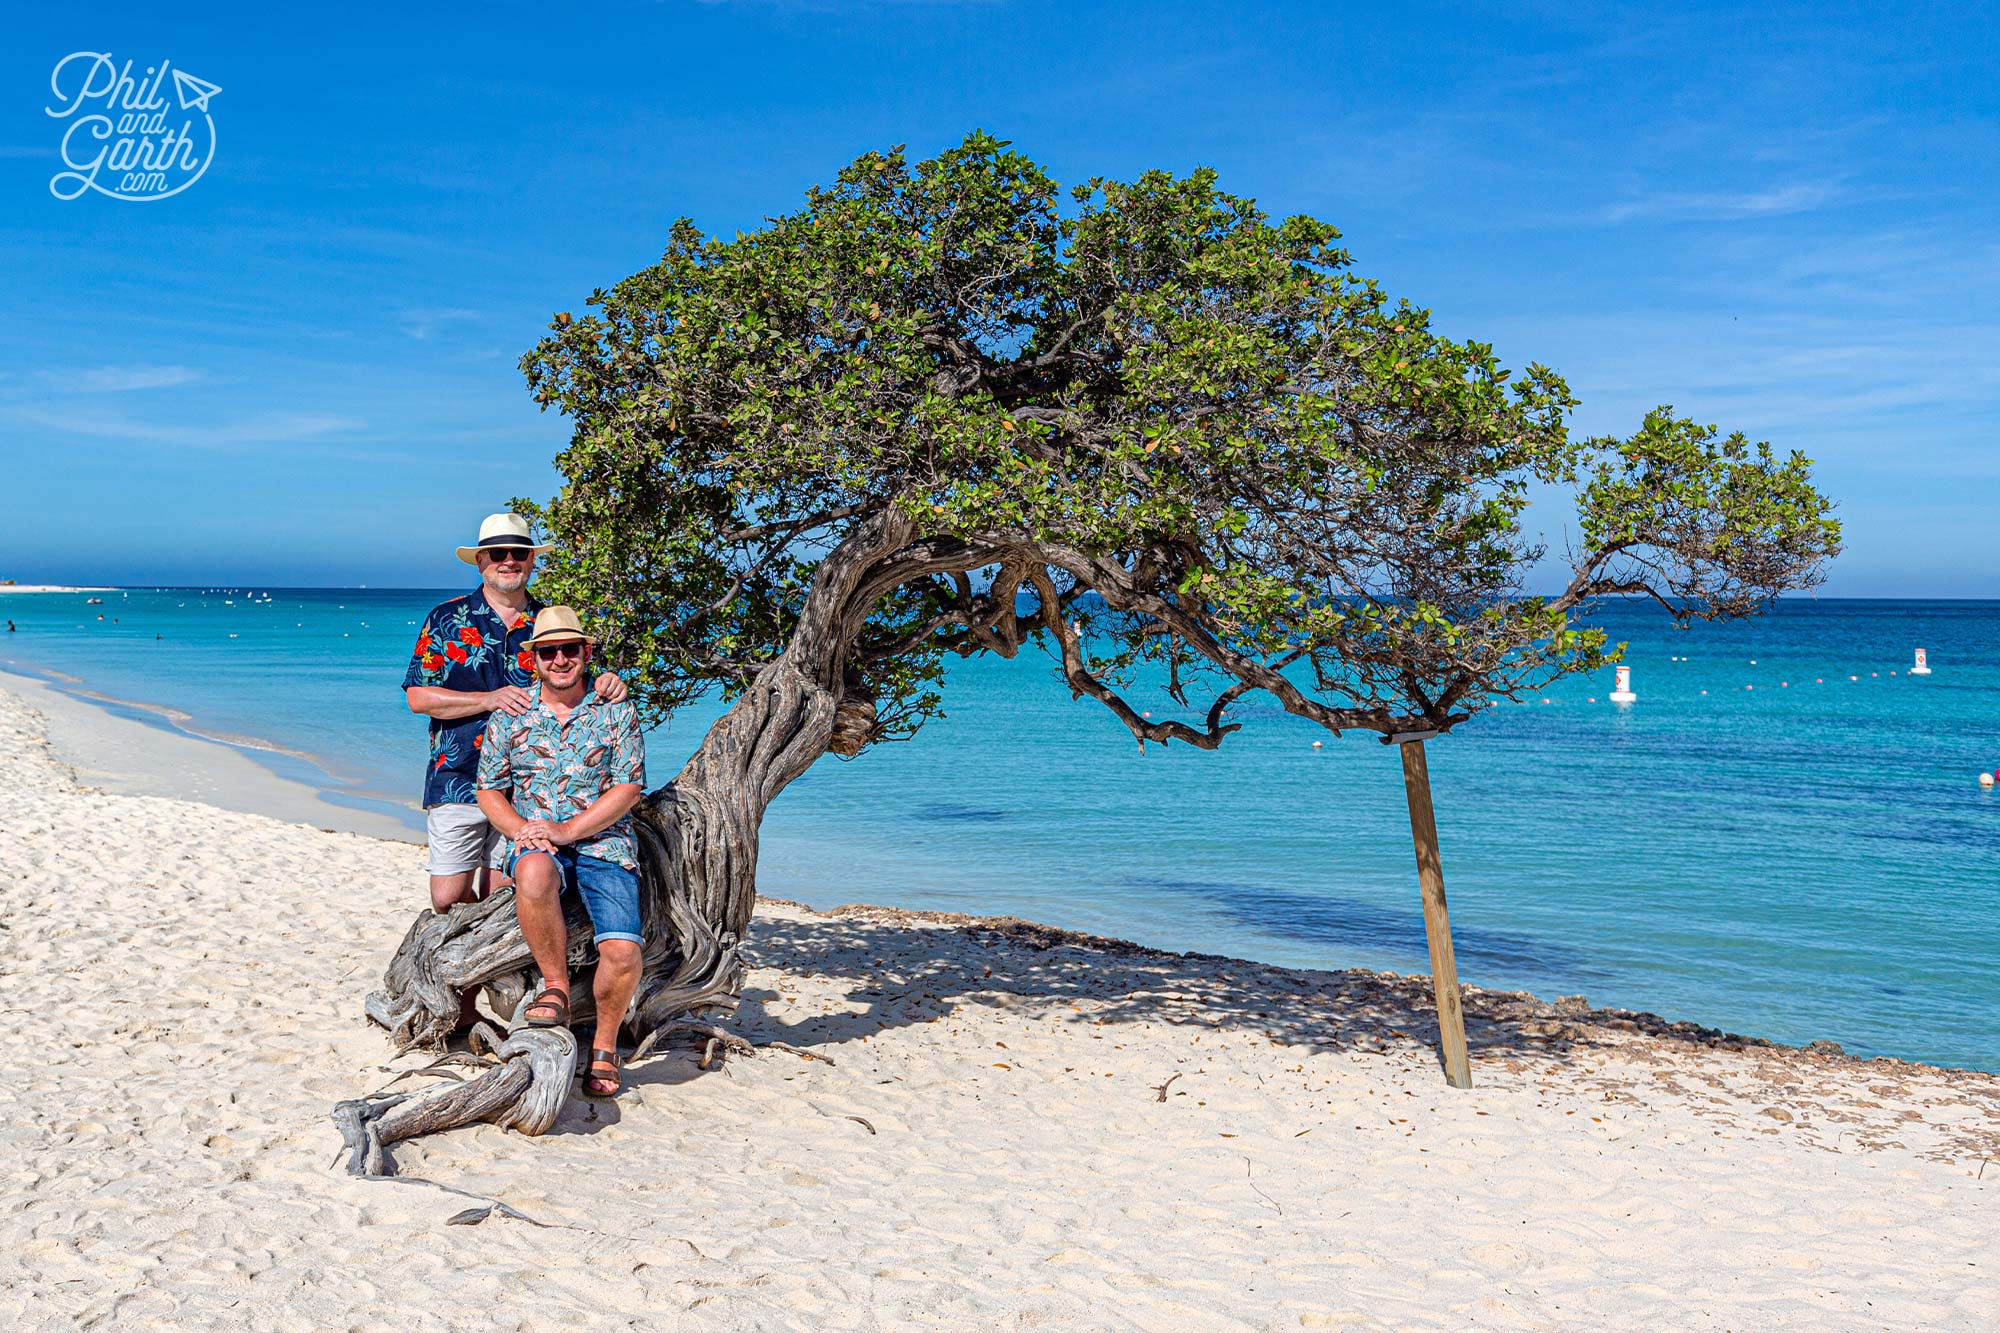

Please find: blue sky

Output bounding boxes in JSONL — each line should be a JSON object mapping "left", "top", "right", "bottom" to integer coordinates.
{"left": 1, "top": 2, "right": 1993, "bottom": 593}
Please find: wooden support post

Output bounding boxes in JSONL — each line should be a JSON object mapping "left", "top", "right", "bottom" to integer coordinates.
{"left": 1395, "top": 735, "right": 1473, "bottom": 1089}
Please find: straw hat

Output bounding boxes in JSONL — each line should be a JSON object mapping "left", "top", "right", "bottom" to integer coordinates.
{"left": 522, "top": 605, "right": 595, "bottom": 649}
{"left": 456, "top": 513, "right": 553, "bottom": 566}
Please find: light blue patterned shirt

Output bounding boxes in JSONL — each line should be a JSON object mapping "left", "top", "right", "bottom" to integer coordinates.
{"left": 476, "top": 685, "right": 646, "bottom": 869}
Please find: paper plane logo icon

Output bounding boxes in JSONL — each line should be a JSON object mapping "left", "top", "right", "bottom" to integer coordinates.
{"left": 172, "top": 68, "right": 221, "bottom": 113}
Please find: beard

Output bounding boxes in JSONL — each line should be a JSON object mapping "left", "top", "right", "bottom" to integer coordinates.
{"left": 483, "top": 565, "right": 530, "bottom": 595}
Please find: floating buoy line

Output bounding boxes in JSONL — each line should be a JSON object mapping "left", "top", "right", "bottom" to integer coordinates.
{"left": 1481, "top": 648, "right": 1939, "bottom": 721}
{"left": 1500, "top": 648, "right": 1983, "bottom": 789}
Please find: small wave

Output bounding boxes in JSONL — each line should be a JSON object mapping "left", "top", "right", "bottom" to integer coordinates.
{"left": 911, "top": 802, "right": 1010, "bottom": 823}
{"left": 59, "top": 685, "right": 327, "bottom": 766}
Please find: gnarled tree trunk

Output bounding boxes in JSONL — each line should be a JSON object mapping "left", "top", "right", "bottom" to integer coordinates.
{"left": 342, "top": 516, "right": 909, "bottom": 1174}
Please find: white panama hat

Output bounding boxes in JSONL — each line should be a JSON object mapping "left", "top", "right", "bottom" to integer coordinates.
{"left": 456, "top": 513, "right": 553, "bottom": 566}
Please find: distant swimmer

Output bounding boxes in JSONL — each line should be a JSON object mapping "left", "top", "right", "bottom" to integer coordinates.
{"left": 5, "top": 620, "right": 13, "bottom": 633}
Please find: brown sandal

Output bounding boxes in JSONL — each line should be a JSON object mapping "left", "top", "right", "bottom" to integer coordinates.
{"left": 581, "top": 1048, "right": 623, "bottom": 1099}
{"left": 520, "top": 986, "right": 570, "bottom": 1028}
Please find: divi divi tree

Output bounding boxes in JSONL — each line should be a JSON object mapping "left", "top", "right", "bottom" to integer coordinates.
{"left": 349, "top": 134, "right": 1836, "bottom": 1165}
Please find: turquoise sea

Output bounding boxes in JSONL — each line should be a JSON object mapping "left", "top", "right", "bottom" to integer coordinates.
{"left": 3, "top": 589, "right": 1996, "bottom": 1072}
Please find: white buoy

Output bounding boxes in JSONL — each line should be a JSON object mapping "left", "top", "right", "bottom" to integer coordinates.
{"left": 1609, "top": 665, "right": 1636, "bottom": 704}
{"left": 1983, "top": 772, "right": 1996, "bottom": 788}
{"left": 1911, "top": 648, "right": 1931, "bottom": 675}
{"left": 1311, "top": 740, "right": 1323, "bottom": 749}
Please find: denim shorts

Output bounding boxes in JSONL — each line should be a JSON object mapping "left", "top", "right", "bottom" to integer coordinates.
{"left": 507, "top": 846, "right": 643, "bottom": 946}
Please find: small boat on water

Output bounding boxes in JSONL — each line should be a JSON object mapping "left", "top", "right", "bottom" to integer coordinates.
{"left": 85, "top": 597, "right": 103, "bottom": 604}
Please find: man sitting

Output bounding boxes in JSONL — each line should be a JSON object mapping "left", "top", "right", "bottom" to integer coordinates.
{"left": 474, "top": 606, "right": 646, "bottom": 1099}
{"left": 404, "top": 511, "right": 627, "bottom": 915}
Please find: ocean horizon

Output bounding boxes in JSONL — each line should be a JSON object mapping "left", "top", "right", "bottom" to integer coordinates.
{"left": 5, "top": 585, "right": 1996, "bottom": 1073}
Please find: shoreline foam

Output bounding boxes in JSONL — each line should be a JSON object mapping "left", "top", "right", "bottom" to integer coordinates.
{"left": 0, "top": 667, "right": 420, "bottom": 842}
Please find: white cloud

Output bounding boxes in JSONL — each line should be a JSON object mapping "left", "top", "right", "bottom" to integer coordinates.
{"left": 13, "top": 406, "right": 358, "bottom": 448}
{"left": 40, "top": 364, "right": 203, "bottom": 392}
{"left": 1599, "top": 181, "right": 1836, "bottom": 224}
{"left": 398, "top": 307, "right": 481, "bottom": 341}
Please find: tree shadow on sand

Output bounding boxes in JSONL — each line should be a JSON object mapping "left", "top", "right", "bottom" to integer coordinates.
{"left": 724, "top": 901, "right": 1782, "bottom": 1077}
{"left": 364, "top": 900, "right": 1989, "bottom": 1177}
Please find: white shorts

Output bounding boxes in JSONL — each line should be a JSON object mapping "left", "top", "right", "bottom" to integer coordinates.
{"left": 426, "top": 802, "right": 505, "bottom": 875}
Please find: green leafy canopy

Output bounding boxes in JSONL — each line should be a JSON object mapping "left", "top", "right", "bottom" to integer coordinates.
{"left": 516, "top": 131, "right": 1840, "bottom": 750}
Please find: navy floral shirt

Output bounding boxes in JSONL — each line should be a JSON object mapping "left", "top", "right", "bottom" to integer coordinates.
{"left": 402, "top": 587, "right": 546, "bottom": 808}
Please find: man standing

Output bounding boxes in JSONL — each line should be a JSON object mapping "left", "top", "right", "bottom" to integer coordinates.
{"left": 475, "top": 606, "right": 646, "bottom": 1100}
{"left": 403, "top": 513, "right": 625, "bottom": 913}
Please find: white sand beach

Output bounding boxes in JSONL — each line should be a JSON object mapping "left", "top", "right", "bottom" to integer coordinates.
{"left": 0, "top": 676, "right": 1995, "bottom": 1331}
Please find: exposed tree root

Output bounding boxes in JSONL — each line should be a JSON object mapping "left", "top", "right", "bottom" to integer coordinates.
{"left": 333, "top": 1026, "right": 576, "bottom": 1178}
{"left": 631, "top": 1019, "right": 755, "bottom": 1063}
{"left": 630, "top": 1019, "right": 836, "bottom": 1069}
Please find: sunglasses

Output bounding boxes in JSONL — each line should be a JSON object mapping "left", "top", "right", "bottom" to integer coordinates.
{"left": 481, "top": 547, "right": 532, "bottom": 563}
{"left": 533, "top": 641, "right": 586, "bottom": 662}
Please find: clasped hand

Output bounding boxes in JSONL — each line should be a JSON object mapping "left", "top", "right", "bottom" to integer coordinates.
{"left": 514, "top": 818, "right": 571, "bottom": 851}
